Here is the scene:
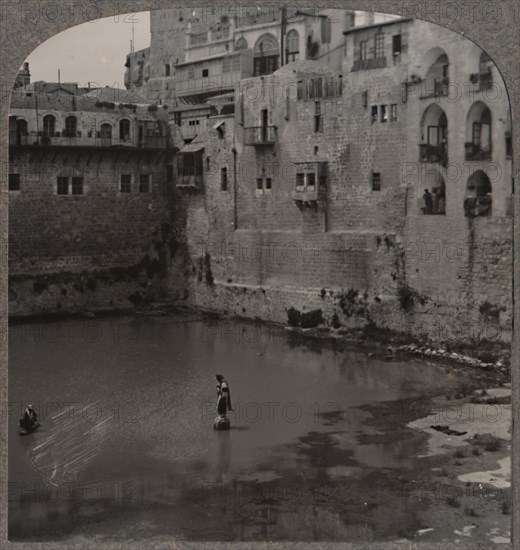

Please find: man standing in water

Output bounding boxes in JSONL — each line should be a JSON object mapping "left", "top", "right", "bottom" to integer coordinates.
{"left": 215, "top": 374, "right": 233, "bottom": 412}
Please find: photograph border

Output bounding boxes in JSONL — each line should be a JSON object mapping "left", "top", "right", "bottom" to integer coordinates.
{"left": 1, "top": 0, "right": 517, "bottom": 548}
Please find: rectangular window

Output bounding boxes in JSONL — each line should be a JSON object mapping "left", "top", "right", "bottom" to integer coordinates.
{"left": 362, "top": 90, "right": 368, "bottom": 109}
{"left": 392, "top": 34, "right": 402, "bottom": 54}
{"left": 165, "top": 64, "right": 171, "bottom": 76}
{"left": 380, "top": 105, "right": 388, "bottom": 122}
{"left": 256, "top": 178, "right": 263, "bottom": 190}
{"left": 120, "top": 174, "right": 131, "bottom": 193}
{"left": 265, "top": 177, "right": 272, "bottom": 190}
{"left": 296, "top": 173, "right": 305, "bottom": 190}
{"left": 221, "top": 167, "right": 228, "bottom": 191}
{"left": 359, "top": 40, "right": 367, "bottom": 60}
{"left": 57, "top": 176, "right": 68, "bottom": 195}
{"left": 8, "top": 173, "right": 20, "bottom": 191}
{"left": 390, "top": 104, "right": 397, "bottom": 121}
{"left": 371, "top": 105, "right": 378, "bottom": 124}
{"left": 174, "top": 112, "right": 181, "bottom": 126}
{"left": 314, "top": 101, "right": 322, "bottom": 133}
{"left": 374, "top": 33, "right": 384, "bottom": 58}
{"left": 371, "top": 172, "right": 381, "bottom": 191}
{"left": 307, "top": 172, "right": 316, "bottom": 189}
{"left": 202, "top": 68, "right": 209, "bottom": 78}
{"left": 139, "top": 174, "right": 150, "bottom": 193}
{"left": 72, "top": 176, "right": 83, "bottom": 195}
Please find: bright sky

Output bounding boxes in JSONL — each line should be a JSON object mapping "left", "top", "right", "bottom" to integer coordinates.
{"left": 24, "top": 11, "right": 151, "bottom": 88}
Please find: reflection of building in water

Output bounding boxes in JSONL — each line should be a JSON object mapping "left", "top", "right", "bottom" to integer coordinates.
{"left": 8, "top": 10, "right": 513, "bottom": 346}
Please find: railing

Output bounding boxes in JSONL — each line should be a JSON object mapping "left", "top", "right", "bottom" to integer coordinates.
{"left": 190, "top": 31, "right": 208, "bottom": 46}
{"left": 464, "top": 196, "right": 492, "bottom": 217}
{"left": 419, "top": 143, "right": 448, "bottom": 165}
{"left": 419, "top": 77, "right": 450, "bottom": 99}
{"left": 9, "top": 131, "right": 134, "bottom": 148}
{"left": 465, "top": 142, "right": 491, "bottom": 161}
{"left": 243, "top": 126, "right": 277, "bottom": 146}
{"left": 352, "top": 57, "right": 387, "bottom": 72}
{"left": 176, "top": 70, "right": 243, "bottom": 96}
{"left": 177, "top": 171, "right": 203, "bottom": 189}
{"left": 140, "top": 135, "right": 166, "bottom": 149}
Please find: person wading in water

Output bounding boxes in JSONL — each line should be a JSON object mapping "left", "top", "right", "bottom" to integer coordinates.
{"left": 215, "top": 374, "right": 234, "bottom": 413}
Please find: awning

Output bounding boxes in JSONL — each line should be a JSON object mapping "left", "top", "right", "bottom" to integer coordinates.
{"left": 180, "top": 143, "right": 205, "bottom": 153}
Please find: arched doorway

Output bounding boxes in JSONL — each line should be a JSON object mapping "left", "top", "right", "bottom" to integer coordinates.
{"left": 465, "top": 101, "right": 492, "bottom": 160}
{"left": 464, "top": 170, "right": 492, "bottom": 217}
{"left": 420, "top": 104, "right": 448, "bottom": 165}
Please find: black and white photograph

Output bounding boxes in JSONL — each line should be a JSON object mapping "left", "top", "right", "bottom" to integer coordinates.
{"left": 3, "top": 3, "right": 516, "bottom": 546}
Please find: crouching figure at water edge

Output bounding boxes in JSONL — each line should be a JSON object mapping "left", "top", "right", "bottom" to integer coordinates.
{"left": 214, "top": 374, "right": 232, "bottom": 430}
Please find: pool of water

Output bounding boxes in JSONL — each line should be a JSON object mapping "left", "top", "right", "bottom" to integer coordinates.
{"left": 8, "top": 312, "right": 471, "bottom": 541}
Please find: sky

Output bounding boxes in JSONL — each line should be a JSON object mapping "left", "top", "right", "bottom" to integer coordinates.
{"left": 24, "top": 11, "right": 151, "bottom": 88}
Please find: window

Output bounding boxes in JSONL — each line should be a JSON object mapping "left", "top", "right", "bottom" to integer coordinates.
{"left": 64, "top": 116, "right": 77, "bottom": 138}
{"left": 119, "top": 119, "right": 131, "bottom": 141}
{"left": 359, "top": 40, "right": 367, "bottom": 60}
{"left": 362, "top": 90, "right": 368, "bottom": 109}
{"left": 165, "top": 64, "right": 170, "bottom": 76}
{"left": 256, "top": 178, "right": 263, "bottom": 190}
{"left": 120, "top": 174, "right": 131, "bottom": 193}
{"left": 392, "top": 34, "right": 401, "bottom": 55}
{"left": 100, "top": 123, "right": 112, "bottom": 139}
{"left": 235, "top": 37, "right": 248, "bottom": 50}
{"left": 253, "top": 33, "right": 279, "bottom": 76}
{"left": 9, "top": 173, "right": 20, "bottom": 191}
{"left": 286, "top": 29, "right": 300, "bottom": 62}
{"left": 174, "top": 112, "right": 181, "bottom": 126}
{"left": 371, "top": 105, "right": 378, "bottom": 124}
{"left": 221, "top": 167, "right": 228, "bottom": 190}
{"left": 371, "top": 172, "right": 381, "bottom": 191}
{"left": 374, "top": 33, "right": 384, "bottom": 58}
{"left": 314, "top": 101, "right": 322, "bottom": 133}
{"left": 296, "top": 173, "right": 305, "bottom": 190}
{"left": 380, "top": 105, "right": 388, "bottom": 122}
{"left": 390, "top": 104, "right": 397, "bottom": 121}
{"left": 307, "top": 173, "right": 316, "bottom": 189}
{"left": 71, "top": 177, "right": 83, "bottom": 195}
{"left": 506, "top": 132, "right": 512, "bottom": 159}
{"left": 139, "top": 174, "right": 150, "bottom": 193}
{"left": 43, "top": 115, "right": 56, "bottom": 137}
{"left": 265, "top": 177, "right": 272, "bottom": 190}
{"left": 57, "top": 176, "right": 68, "bottom": 195}
{"left": 202, "top": 68, "right": 209, "bottom": 77}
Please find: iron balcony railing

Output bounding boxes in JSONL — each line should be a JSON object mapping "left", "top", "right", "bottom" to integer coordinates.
{"left": 243, "top": 126, "right": 277, "bottom": 146}
{"left": 419, "top": 143, "right": 448, "bottom": 166}
{"left": 465, "top": 142, "right": 491, "bottom": 161}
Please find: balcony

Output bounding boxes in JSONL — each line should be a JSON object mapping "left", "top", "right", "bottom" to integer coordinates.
{"left": 465, "top": 142, "right": 491, "bottom": 161}
{"left": 292, "top": 161, "right": 327, "bottom": 204}
{"left": 244, "top": 126, "right": 277, "bottom": 146}
{"left": 9, "top": 130, "right": 137, "bottom": 149}
{"left": 419, "top": 143, "right": 448, "bottom": 166}
{"left": 176, "top": 170, "right": 203, "bottom": 189}
{"left": 352, "top": 57, "right": 387, "bottom": 72}
{"left": 176, "top": 71, "right": 244, "bottom": 97}
{"left": 419, "top": 77, "right": 450, "bottom": 99}
{"left": 140, "top": 136, "right": 166, "bottom": 149}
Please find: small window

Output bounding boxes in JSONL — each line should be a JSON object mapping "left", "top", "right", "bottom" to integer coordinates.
{"left": 296, "top": 173, "right": 305, "bottom": 189}
{"left": 120, "top": 174, "right": 131, "bottom": 193}
{"left": 314, "top": 101, "right": 322, "bottom": 133}
{"left": 139, "top": 174, "right": 150, "bottom": 193}
{"left": 165, "top": 64, "right": 171, "bottom": 76}
{"left": 9, "top": 173, "right": 20, "bottom": 191}
{"left": 380, "top": 105, "right": 388, "bottom": 123}
{"left": 371, "top": 172, "right": 381, "bottom": 191}
{"left": 72, "top": 177, "right": 83, "bottom": 195}
{"left": 265, "top": 177, "right": 272, "bottom": 190}
{"left": 307, "top": 173, "right": 316, "bottom": 189}
{"left": 392, "top": 34, "right": 402, "bottom": 55}
{"left": 362, "top": 90, "right": 368, "bottom": 109}
{"left": 371, "top": 105, "right": 378, "bottom": 124}
{"left": 221, "top": 167, "right": 228, "bottom": 191}
{"left": 202, "top": 68, "right": 209, "bottom": 77}
{"left": 390, "top": 104, "right": 397, "bottom": 121}
{"left": 256, "top": 178, "right": 263, "bottom": 190}
{"left": 359, "top": 40, "right": 367, "bottom": 60}
{"left": 57, "top": 176, "right": 68, "bottom": 195}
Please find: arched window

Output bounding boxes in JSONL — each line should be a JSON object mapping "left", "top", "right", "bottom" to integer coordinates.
{"left": 64, "top": 116, "right": 77, "bottom": 137}
{"left": 119, "top": 118, "right": 131, "bottom": 141}
{"left": 235, "top": 37, "right": 248, "bottom": 50}
{"left": 464, "top": 170, "right": 492, "bottom": 217}
{"left": 420, "top": 104, "right": 448, "bottom": 165}
{"left": 465, "top": 101, "right": 491, "bottom": 161}
{"left": 253, "top": 33, "right": 279, "bottom": 76}
{"left": 419, "top": 170, "right": 446, "bottom": 215}
{"left": 422, "top": 48, "right": 449, "bottom": 98}
{"left": 286, "top": 30, "right": 300, "bottom": 62}
{"left": 43, "top": 114, "right": 56, "bottom": 137}
{"left": 478, "top": 51, "right": 493, "bottom": 91}
{"left": 15, "top": 119, "right": 28, "bottom": 145}
{"left": 100, "top": 123, "right": 112, "bottom": 139}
